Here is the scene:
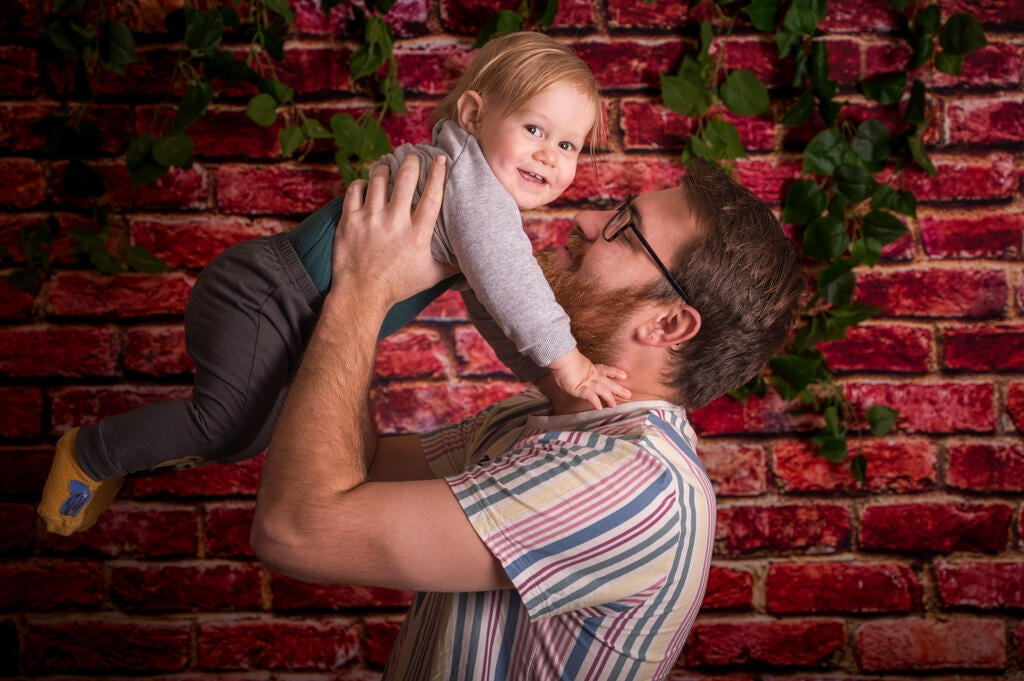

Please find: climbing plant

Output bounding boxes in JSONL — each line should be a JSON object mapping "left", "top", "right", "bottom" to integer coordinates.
{"left": 657, "top": 0, "right": 987, "bottom": 478}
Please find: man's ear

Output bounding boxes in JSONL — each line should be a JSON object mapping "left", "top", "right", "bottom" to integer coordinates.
{"left": 635, "top": 302, "right": 701, "bottom": 348}
{"left": 455, "top": 91, "right": 485, "bottom": 134}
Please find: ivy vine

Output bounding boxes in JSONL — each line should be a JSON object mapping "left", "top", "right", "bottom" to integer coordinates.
{"left": 4, "top": 0, "right": 988, "bottom": 480}
{"left": 658, "top": 0, "right": 987, "bottom": 479}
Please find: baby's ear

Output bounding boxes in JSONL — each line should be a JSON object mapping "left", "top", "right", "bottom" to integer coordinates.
{"left": 455, "top": 91, "right": 485, "bottom": 133}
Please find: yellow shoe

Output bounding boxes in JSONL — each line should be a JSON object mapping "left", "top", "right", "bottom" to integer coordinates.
{"left": 38, "top": 428, "right": 125, "bottom": 536}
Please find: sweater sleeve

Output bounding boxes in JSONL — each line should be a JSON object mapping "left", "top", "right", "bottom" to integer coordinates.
{"left": 431, "top": 119, "right": 576, "bottom": 369}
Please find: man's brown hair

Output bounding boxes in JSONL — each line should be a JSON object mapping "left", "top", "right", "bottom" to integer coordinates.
{"left": 661, "top": 161, "right": 805, "bottom": 409}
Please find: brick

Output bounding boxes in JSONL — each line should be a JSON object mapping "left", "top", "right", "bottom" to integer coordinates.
{"left": 715, "top": 504, "right": 851, "bottom": 556}
{"left": 818, "top": 323, "right": 932, "bottom": 373}
{"left": 380, "top": 102, "right": 436, "bottom": 146}
{"left": 365, "top": 616, "right": 404, "bottom": 666}
{"left": 0, "top": 446, "right": 50, "bottom": 496}
{"left": 0, "top": 0, "right": 44, "bottom": 36}
{"left": 0, "top": 503, "right": 36, "bottom": 555}
{"left": 766, "top": 562, "right": 922, "bottom": 614}
{"left": 0, "top": 560, "right": 103, "bottom": 611}
{"left": 948, "top": 95, "right": 1024, "bottom": 146}
{"left": 695, "top": 441, "right": 767, "bottom": 496}
{"left": 855, "top": 266, "right": 1007, "bottom": 318}
{"left": 269, "top": 43, "right": 359, "bottom": 96}
{"left": 441, "top": 0, "right": 594, "bottom": 35}
{"left": 137, "top": 105, "right": 282, "bottom": 159}
{"left": 856, "top": 617, "right": 1006, "bottom": 671}
{"left": 0, "top": 617, "right": 16, "bottom": 674}
{"left": 0, "top": 325, "right": 121, "bottom": 378}
{"left": 132, "top": 457, "right": 262, "bottom": 498}
{"left": 933, "top": 41, "right": 1024, "bottom": 89}
{"left": 50, "top": 385, "right": 192, "bottom": 431}
{"left": 130, "top": 213, "right": 284, "bottom": 269}
{"left": 0, "top": 273, "right": 35, "bottom": 318}
{"left": 690, "top": 390, "right": 817, "bottom": 437}
{"left": 0, "top": 211, "right": 95, "bottom": 265}
{"left": 55, "top": 160, "right": 210, "bottom": 212}
{"left": 844, "top": 381, "right": 995, "bottom": 434}
{"left": 562, "top": 157, "right": 690, "bottom": 205}
{"left": 271, "top": 575, "right": 414, "bottom": 610}
{"left": 946, "top": 0, "right": 1024, "bottom": 25}
{"left": 524, "top": 214, "right": 574, "bottom": 252}
{"left": 821, "top": 0, "right": 898, "bottom": 31}
{"left": 717, "top": 36, "right": 795, "bottom": 88}
{"left": 0, "top": 45, "right": 39, "bottom": 97}
{"left": 0, "top": 387, "right": 42, "bottom": 439}
{"left": 0, "top": 158, "right": 46, "bottom": 209}
{"left": 23, "top": 617, "right": 191, "bottom": 673}
{"left": 734, "top": 157, "right": 805, "bottom": 205}
{"left": 1008, "top": 382, "right": 1024, "bottom": 432}
{"left": 198, "top": 617, "right": 360, "bottom": 670}
{"left": 902, "top": 153, "right": 1017, "bottom": 202}
{"left": 775, "top": 438, "right": 937, "bottom": 493}
{"left": 48, "top": 271, "right": 192, "bottom": 318}
{"left": 396, "top": 38, "right": 475, "bottom": 96}
{"left": 860, "top": 502, "right": 1012, "bottom": 554}
{"left": 701, "top": 565, "right": 754, "bottom": 610}
{"left": 948, "top": 441, "right": 1024, "bottom": 492}
{"left": 205, "top": 502, "right": 255, "bottom": 558}
{"left": 944, "top": 325, "right": 1024, "bottom": 371}
{"left": 574, "top": 39, "right": 684, "bottom": 93}
{"left": 1017, "top": 623, "right": 1024, "bottom": 665}
{"left": 372, "top": 380, "right": 522, "bottom": 434}
{"left": 112, "top": 0, "right": 185, "bottom": 33}
{"left": 684, "top": 619, "right": 846, "bottom": 667}
{"left": 294, "top": 0, "right": 429, "bottom": 38}
{"left": 920, "top": 209, "right": 1023, "bottom": 259}
{"left": 91, "top": 45, "right": 178, "bottom": 97}
{"left": 123, "top": 324, "right": 192, "bottom": 375}
{"left": 110, "top": 561, "right": 262, "bottom": 612}
{"left": 785, "top": 99, "right": 941, "bottom": 149}
{"left": 216, "top": 164, "right": 344, "bottom": 216}
{"left": 418, "top": 289, "right": 468, "bottom": 322}
{"left": 376, "top": 327, "right": 450, "bottom": 379}
{"left": 936, "top": 560, "right": 1024, "bottom": 609}
{"left": 606, "top": 0, "right": 696, "bottom": 30}
{"left": 42, "top": 503, "right": 199, "bottom": 558}
{"left": 454, "top": 325, "right": 510, "bottom": 377}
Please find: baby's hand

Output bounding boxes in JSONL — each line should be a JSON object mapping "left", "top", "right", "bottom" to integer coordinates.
{"left": 549, "top": 348, "right": 631, "bottom": 410}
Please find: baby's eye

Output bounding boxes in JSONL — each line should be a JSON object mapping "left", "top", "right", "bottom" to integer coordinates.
{"left": 559, "top": 141, "right": 576, "bottom": 152}
{"left": 524, "top": 124, "right": 542, "bottom": 137}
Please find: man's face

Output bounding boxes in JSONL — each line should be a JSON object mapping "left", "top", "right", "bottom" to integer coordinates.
{"left": 538, "top": 188, "right": 697, "bottom": 364}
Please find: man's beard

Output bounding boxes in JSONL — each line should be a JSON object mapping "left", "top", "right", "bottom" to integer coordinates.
{"left": 537, "top": 231, "right": 642, "bottom": 367}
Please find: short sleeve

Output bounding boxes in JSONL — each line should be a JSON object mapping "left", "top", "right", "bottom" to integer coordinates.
{"left": 445, "top": 432, "right": 685, "bottom": 621}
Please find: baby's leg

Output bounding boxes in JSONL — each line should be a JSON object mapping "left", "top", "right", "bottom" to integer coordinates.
{"left": 39, "top": 234, "right": 319, "bottom": 534}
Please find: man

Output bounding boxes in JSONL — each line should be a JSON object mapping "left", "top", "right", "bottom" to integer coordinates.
{"left": 251, "top": 154, "right": 804, "bottom": 679}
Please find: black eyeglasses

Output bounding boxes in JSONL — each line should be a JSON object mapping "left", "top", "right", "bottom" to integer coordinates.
{"left": 602, "top": 195, "right": 695, "bottom": 308}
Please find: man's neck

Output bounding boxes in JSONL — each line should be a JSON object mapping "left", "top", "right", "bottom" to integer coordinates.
{"left": 535, "top": 374, "right": 672, "bottom": 416}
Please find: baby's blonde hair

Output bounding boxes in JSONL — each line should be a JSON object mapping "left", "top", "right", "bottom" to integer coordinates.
{"left": 431, "top": 32, "right": 606, "bottom": 150}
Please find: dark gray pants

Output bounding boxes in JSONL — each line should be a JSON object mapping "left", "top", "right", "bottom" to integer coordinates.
{"left": 77, "top": 233, "right": 321, "bottom": 479}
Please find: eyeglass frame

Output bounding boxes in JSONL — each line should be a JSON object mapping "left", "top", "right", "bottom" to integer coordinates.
{"left": 601, "top": 194, "right": 696, "bottom": 309}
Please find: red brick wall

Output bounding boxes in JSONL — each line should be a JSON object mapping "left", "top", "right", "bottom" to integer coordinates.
{"left": 2, "top": 0, "right": 1023, "bottom": 677}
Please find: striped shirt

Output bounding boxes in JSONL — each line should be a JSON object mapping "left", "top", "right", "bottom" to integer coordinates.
{"left": 383, "top": 390, "right": 715, "bottom": 680}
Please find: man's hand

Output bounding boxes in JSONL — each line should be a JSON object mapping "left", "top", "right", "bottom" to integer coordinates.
{"left": 331, "top": 153, "right": 454, "bottom": 310}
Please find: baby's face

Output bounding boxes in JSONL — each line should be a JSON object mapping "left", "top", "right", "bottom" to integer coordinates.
{"left": 473, "top": 82, "right": 596, "bottom": 211}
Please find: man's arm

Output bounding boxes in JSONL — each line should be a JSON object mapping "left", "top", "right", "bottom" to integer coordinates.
{"left": 250, "top": 155, "right": 511, "bottom": 592}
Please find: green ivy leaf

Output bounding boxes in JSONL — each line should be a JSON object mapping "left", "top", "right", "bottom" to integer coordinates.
{"left": 940, "top": 13, "right": 988, "bottom": 55}
{"left": 835, "top": 163, "right": 879, "bottom": 204}
{"left": 661, "top": 57, "right": 710, "bottom": 117}
{"left": 783, "top": 179, "right": 827, "bottom": 226}
{"left": 474, "top": 10, "right": 522, "bottom": 48}
{"left": 867, "top": 404, "right": 899, "bottom": 435}
{"left": 99, "top": 19, "right": 137, "bottom": 74}
{"left": 851, "top": 119, "right": 891, "bottom": 168}
{"left": 907, "top": 135, "right": 937, "bottom": 176}
{"left": 814, "top": 434, "right": 849, "bottom": 462}
{"left": 173, "top": 80, "right": 213, "bottom": 133}
{"left": 935, "top": 51, "right": 963, "bottom": 76}
{"left": 862, "top": 210, "right": 907, "bottom": 245}
{"left": 781, "top": 89, "right": 814, "bottom": 127}
{"left": 905, "top": 79, "right": 926, "bottom": 127}
{"left": 782, "top": 0, "right": 826, "bottom": 35}
{"left": 185, "top": 8, "right": 224, "bottom": 54}
{"left": 8, "top": 267, "right": 42, "bottom": 293}
{"left": 810, "top": 40, "right": 835, "bottom": 100}
{"left": 719, "top": 69, "right": 770, "bottom": 116}
{"left": 776, "top": 26, "right": 802, "bottom": 58}
{"left": 860, "top": 70, "right": 907, "bottom": 105}
{"left": 279, "top": 125, "right": 306, "bottom": 157}
{"left": 826, "top": 302, "right": 880, "bottom": 338}
{"left": 63, "top": 158, "right": 107, "bottom": 197}
{"left": 803, "top": 128, "right": 846, "bottom": 176}
{"left": 912, "top": 4, "right": 941, "bottom": 36}
{"left": 702, "top": 118, "right": 747, "bottom": 159}
{"left": 850, "top": 236, "right": 882, "bottom": 266}
{"left": 358, "top": 116, "right": 392, "bottom": 160}
{"left": 819, "top": 259, "right": 856, "bottom": 305}
{"left": 263, "top": 0, "right": 295, "bottom": 24}
{"left": 351, "top": 43, "right": 384, "bottom": 81}
{"left": 262, "top": 78, "right": 295, "bottom": 105}
{"left": 204, "top": 50, "right": 256, "bottom": 82}
{"left": 152, "top": 132, "right": 194, "bottom": 168}
{"left": 536, "top": 0, "right": 558, "bottom": 25}
{"left": 850, "top": 454, "right": 867, "bottom": 482}
{"left": 803, "top": 214, "right": 848, "bottom": 260}
{"left": 331, "top": 113, "right": 363, "bottom": 157}
{"left": 246, "top": 93, "right": 278, "bottom": 127}
{"left": 886, "top": 0, "right": 911, "bottom": 11}
{"left": 769, "top": 353, "right": 822, "bottom": 392}
{"left": 302, "top": 118, "right": 333, "bottom": 140}
{"left": 125, "top": 245, "right": 169, "bottom": 273}
{"left": 742, "top": 0, "right": 779, "bottom": 31}
{"left": 126, "top": 134, "right": 168, "bottom": 187}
